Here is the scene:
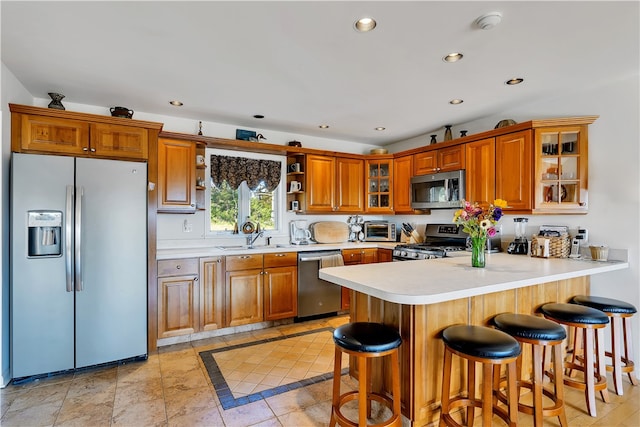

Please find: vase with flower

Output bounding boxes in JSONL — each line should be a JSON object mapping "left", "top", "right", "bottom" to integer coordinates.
{"left": 453, "top": 199, "right": 507, "bottom": 267}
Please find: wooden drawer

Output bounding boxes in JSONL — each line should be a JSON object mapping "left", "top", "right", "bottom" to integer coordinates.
{"left": 342, "top": 249, "right": 364, "bottom": 265}
{"left": 264, "top": 252, "right": 297, "bottom": 268}
{"left": 225, "top": 254, "right": 264, "bottom": 271}
{"left": 157, "top": 258, "right": 199, "bottom": 277}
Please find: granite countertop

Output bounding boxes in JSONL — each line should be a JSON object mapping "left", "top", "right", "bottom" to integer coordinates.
{"left": 318, "top": 253, "right": 629, "bottom": 305}
{"left": 156, "top": 241, "right": 398, "bottom": 260}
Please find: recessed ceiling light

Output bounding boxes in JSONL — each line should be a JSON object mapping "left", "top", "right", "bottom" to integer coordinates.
{"left": 253, "top": 114, "right": 265, "bottom": 119}
{"left": 354, "top": 17, "right": 376, "bottom": 32}
{"left": 319, "top": 124, "right": 330, "bottom": 129}
{"left": 443, "top": 53, "right": 463, "bottom": 63}
{"left": 505, "top": 78, "right": 524, "bottom": 85}
{"left": 449, "top": 99, "right": 464, "bottom": 105}
{"left": 374, "top": 127, "right": 386, "bottom": 131}
{"left": 169, "top": 100, "right": 183, "bottom": 106}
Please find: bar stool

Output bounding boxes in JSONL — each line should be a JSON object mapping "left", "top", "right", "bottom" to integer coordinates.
{"left": 329, "top": 322, "right": 402, "bottom": 427}
{"left": 540, "top": 303, "right": 610, "bottom": 417}
{"left": 493, "top": 313, "right": 568, "bottom": 427}
{"left": 439, "top": 325, "right": 521, "bottom": 427}
{"left": 571, "top": 295, "right": 638, "bottom": 395}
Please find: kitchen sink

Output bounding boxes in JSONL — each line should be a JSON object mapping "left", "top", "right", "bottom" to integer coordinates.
{"left": 215, "top": 245, "right": 252, "bottom": 250}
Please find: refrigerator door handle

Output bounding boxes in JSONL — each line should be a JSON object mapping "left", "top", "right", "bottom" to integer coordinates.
{"left": 75, "top": 186, "right": 84, "bottom": 292}
{"left": 65, "top": 185, "right": 74, "bottom": 292}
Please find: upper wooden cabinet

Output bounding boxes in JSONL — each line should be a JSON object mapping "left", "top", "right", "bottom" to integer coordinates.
{"left": 157, "top": 137, "right": 197, "bottom": 213}
{"left": 393, "top": 155, "right": 414, "bottom": 214}
{"left": 366, "top": 157, "right": 393, "bottom": 213}
{"left": 306, "top": 154, "right": 364, "bottom": 213}
{"left": 496, "top": 130, "right": 533, "bottom": 212}
{"left": 9, "top": 104, "right": 161, "bottom": 160}
{"left": 533, "top": 124, "right": 589, "bottom": 214}
{"left": 414, "top": 145, "right": 465, "bottom": 175}
{"left": 465, "top": 138, "right": 496, "bottom": 207}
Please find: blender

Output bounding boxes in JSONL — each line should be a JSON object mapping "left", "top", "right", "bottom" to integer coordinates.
{"left": 507, "top": 218, "right": 529, "bottom": 254}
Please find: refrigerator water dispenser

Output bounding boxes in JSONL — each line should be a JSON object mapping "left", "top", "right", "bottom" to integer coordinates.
{"left": 27, "top": 210, "right": 62, "bottom": 257}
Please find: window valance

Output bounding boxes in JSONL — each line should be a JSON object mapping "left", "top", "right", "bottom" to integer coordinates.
{"left": 210, "top": 155, "right": 281, "bottom": 191}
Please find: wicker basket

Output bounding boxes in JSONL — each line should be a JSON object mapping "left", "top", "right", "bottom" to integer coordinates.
{"left": 531, "top": 233, "right": 570, "bottom": 258}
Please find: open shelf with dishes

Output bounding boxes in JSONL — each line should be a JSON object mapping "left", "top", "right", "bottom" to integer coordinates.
{"left": 195, "top": 142, "right": 207, "bottom": 211}
{"left": 286, "top": 153, "right": 305, "bottom": 213}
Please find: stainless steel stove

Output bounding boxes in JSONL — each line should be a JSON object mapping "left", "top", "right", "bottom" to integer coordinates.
{"left": 393, "top": 224, "right": 468, "bottom": 261}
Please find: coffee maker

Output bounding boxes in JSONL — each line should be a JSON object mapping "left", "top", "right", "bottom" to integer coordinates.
{"left": 289, "top": 220, "right": 312, "bottom": 245}
{"left": 507, "top": 217, "right": 529, "bottom": 254}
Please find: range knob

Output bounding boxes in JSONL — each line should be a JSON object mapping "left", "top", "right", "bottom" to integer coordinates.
{"left": 411, "top": 252, "right": 419, "bottom": 258}
{"left": 400, "top": 251, "right": 408, "bottom": 257}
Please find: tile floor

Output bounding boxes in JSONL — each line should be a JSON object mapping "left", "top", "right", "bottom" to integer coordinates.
{"left": 0, "top": 314, "right": 638, "bottom": 427}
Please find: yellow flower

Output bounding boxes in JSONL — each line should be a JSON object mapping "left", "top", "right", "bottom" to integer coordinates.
{"left": 493, "top": 199, "right": 508, "bottom": 208}
{"left": 453, "top": 210, "right": 462, "bottom": 221}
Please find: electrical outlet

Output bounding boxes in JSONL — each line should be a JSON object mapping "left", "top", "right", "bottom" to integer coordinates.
{"left": 183, "top": 219, "right": 193, "bottom": 233}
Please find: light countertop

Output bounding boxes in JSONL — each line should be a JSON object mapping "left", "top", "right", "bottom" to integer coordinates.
{"left": 319, "top": 253, "right": 629, "bottom": 305}
{"left": 156, "top": 241, "right": 398, "bottom": 260}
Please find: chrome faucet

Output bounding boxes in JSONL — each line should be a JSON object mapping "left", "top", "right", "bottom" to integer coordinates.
{"left": 246, "top": 231, "right": 264, "bottom": 248}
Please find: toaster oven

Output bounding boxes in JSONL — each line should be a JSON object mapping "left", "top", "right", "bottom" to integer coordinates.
{"left": 363, "top": 221, "right": 397, "bottom": 242}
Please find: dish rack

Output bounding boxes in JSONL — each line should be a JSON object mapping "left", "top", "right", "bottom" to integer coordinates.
{"left": 531, "top": 233, "right": 570, "bottom": 258}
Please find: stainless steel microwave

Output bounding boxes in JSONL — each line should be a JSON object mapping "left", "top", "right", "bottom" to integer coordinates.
{"left": 410, "top": 169, "right": 465, "bottom": 209}
{"left": 363, "top": 221, "right": 397, "bottom": 242}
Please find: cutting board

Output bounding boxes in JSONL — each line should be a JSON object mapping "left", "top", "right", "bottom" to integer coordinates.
{"left": 310, "top": 221, "right": 349, "bottom": 243}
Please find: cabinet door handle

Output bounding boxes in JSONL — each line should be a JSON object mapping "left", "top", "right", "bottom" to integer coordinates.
{"left": 216, "top": 259, "right": 221, "bottom": 263}
{"left": 82, "top": 147, "right": 89, "bottom": 151}
{"left": 90, "top": 148, "right": 96, "bottom": 152}
{"left": 194, "top": 276, "right": 198, "bottom": 281}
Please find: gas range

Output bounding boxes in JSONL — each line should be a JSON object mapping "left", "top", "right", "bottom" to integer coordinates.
{"left": 393, "top": 224, "right": 468, "bottom": 261}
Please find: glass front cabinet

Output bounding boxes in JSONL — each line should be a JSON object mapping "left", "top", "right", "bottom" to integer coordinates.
{"left": 366, "top": 158, "right": 393, "bottom": 213}
{"left": 533, "top": 124, "right": 589, "bottom": 214}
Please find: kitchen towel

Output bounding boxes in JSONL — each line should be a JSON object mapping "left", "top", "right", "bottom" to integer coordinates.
{"left": 320, "top": 254, "right": 344, "bottom": 268}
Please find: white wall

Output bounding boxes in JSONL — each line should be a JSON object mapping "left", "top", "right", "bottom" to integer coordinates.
{"left": 1, "top": 63, "right": 35, "bottom": 386}
{"left": 386, "top": 74, "right": 640, "bottom": 372}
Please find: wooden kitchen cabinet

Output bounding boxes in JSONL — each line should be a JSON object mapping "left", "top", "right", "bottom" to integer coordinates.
{"left": 533, "top": 124, "right": 589, "bottom": 214}
{"left": 393, "top": 155, "right": 414, "bottom": 214}
{"left": 263, "top": 253, "right": 298, "bottom": 320}
{"left": 377, "top": 248, "right": 393, "bottom": 263}
{"left": 157, "top": 137, "right": 197, "bottom": 213}
{"left": 199, "top": 257, "right": 225, "bottom": 332}
{"left": 414, "top": 145, "right": 465, "bottom": 175}
{"left": 9, "top": 104, "right": 161, "bottom": 160}
{"left": 306, "top": 154, "right": 364, "bottom": 213}
{"left": 366, "top": 158, "right": 393, "bottom": 213}
{"left": 157, "top": 258, "right": 200, "bottom": 339}
{"left": 225, "top": 254, "right": 264, "bottom": 327}
{"left": 465, "top": 137, "right": 496, "bottom": 207}
{"left": 496, "top": 130, "right": 533, "bottom": 212}
{"left": 341, "top": 248, "right": 378, "bottom": 309}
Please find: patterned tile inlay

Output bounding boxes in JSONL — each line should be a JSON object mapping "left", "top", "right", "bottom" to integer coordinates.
{"left": 200, "top": 327, "right": 348, "bottom": 409}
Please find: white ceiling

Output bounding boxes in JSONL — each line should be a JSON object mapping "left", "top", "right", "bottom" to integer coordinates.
{"left": 2, "top": 1, "right": 638, "bottom": 146}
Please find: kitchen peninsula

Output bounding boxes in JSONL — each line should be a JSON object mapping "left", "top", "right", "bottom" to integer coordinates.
{"left": 319, "top": 254, "right": 629, "bottom": 426}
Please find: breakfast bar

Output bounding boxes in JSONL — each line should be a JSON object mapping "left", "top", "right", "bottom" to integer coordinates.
{"left": 320, "top": 253, "right": 629, "bottom": 426}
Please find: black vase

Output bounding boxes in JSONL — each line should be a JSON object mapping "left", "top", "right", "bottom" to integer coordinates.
{"left": 47, "top": 93, "right": 65, "bottom": 110}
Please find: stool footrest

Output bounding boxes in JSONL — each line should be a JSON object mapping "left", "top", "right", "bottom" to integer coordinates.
{"left": 333, "top": 391, "right": 400, "bottom": 427}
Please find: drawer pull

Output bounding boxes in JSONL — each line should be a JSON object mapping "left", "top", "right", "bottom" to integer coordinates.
{"left": 239, "top": 255, "right": 251, "bottom": 259}
{"left": 275, "top": 254, "right": 286, "bottom": 257}
{"left": 176, "top": 265, "right": 181, "bottom": 269}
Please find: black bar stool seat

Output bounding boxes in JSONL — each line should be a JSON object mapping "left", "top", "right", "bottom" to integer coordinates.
{"left": 330, "top": 322, "right": 402, "bottom": 427}
{"left": 440, "top": 325, "right": 521, "bottom": 427}
{"left": 493, "top": 313, "right": 568, "bottom": 427}
{"left": 540, "top": 303, "right": 610, "bottom": 417}
{"left": 571, "top": 295, "right": 638, "bottom": 395}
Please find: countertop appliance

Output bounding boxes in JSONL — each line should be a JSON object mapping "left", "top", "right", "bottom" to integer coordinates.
{"left": 363, "top": 221, "right": 397, "bottom": 242}
{"left": 297, "top": 250, "right": 342, "bottom": 319}
{"left": 11, "top": 153, "right": 147, "bottom": 379}
{"left": 290, "top": 220, "right": 312, "bottom": 245}
{"left": 393, "top": 223, "right": 468, "bottom": 261}
{"left": 410, "top": 169, "right": 465, "bottom": 210}
{"left": 507, "top": 217, "right": 529, "bottom": 255}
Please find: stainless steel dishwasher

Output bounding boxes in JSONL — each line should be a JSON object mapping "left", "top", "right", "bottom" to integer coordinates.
{"left": 297, "top": 250, "right": 343, "bottom": 319}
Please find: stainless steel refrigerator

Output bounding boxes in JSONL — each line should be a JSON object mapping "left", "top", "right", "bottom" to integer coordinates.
{"left": 11, "top": 153, "right": 147, "bottom": 379}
